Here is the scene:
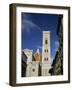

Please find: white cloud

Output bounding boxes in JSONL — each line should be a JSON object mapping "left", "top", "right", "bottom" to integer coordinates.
{"left": 22, "top": 19, "right": 41, "bottom": 34}
{"left": 55, "top": 41, "right": 59, "bottom": 47}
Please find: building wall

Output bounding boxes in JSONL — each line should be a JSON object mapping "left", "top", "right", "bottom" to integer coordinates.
{"left": 23, "top": 49, "right": 33, "bottom": 63}
{"left": 26, "top": 62, "right": 32, "bottom": 77}
{"left": 42, "top": 63, "right": 51, "bottom": 76}
{"left": 31, "top": 61, "right": 39, "bottom": 76}
{"left": 23, "top": 49, "right": 33, "bottom": 77}
{"left": 26, "top": 61, "right": 39, "bottom": 77}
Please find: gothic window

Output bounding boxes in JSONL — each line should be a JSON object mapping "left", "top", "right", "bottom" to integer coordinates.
{"left": 32, "top": 68, "right": 35, "bottom": 72}
{"left": 44, "top": 49, "right": 48, "bottom": 52}
{"left": 44, "top": 58, "right": 46, "bottom": 61}
{"left": 47, "top": 58, "right": 48, "bottom": 61}
{"left": 44, "top": 58, "right": 48, "bottom": 61}
{"left": 44, "top": 49, "right": 46, "bottom": 52}
{"left": 45, "top": 39, "right": 48, "bottom": 44}
{"left": 47, "top": 49, "right": 48, "bottom": 52}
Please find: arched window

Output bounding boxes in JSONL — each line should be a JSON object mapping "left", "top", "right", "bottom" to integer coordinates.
{"left": 47, "top": 58, "right": 48, "bottom": 61}
{"left": 44, "top": 58, "right": 46, "bottom": 61}
{"left": 44, "top": 49, "right": 46, "bottom": 52}
{"left": 44, "top": 49, "right": 48, "bottom": 52}
{"left": 45, "top": 39, "right": 48, "bottom": 44}
{"left": 32, "top": 68, "right": 35, "bottom": 72}
{"left": 47, "top": 50, "right": 48, "bottom": 52}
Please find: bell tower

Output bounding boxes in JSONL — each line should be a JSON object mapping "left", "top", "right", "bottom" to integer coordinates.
{"left": 42, "top": 31, "right": 51, "bottom": 76}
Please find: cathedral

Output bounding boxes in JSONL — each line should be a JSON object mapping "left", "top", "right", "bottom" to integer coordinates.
{"left": 22, "top": 31, "right": 51, "bottom": 77}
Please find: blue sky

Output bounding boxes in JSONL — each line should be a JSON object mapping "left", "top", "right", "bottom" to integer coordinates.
{"left": 21, "top": 12, "right": 59, "bottom": 62}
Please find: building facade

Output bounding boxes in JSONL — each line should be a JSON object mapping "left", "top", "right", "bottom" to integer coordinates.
{"left": 23, "top": 49, "right": 39, "bottom": 77}
{"left": 34, "top": 49, "right": 42, "bottom": 76}
{"left": 42, "top": 31, "right": 51, "bottom": 76}
{"left": 22, "top": 31, "right": 51, "bottom": 77}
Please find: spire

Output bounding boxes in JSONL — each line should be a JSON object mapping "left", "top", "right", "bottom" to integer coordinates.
{"left": 36, "top": 49, "right": 40, "bottom": 54}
